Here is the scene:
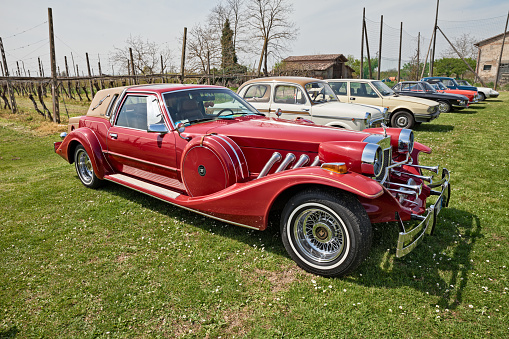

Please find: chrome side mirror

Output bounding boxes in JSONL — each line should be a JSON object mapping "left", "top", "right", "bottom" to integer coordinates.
{"left": 176, "top": 122, "right": 190, "bottom": 140}
{"left": 147, "top": 123, "right": 169, "bottom": 134}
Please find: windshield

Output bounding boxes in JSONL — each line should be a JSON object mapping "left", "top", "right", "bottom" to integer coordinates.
{"left": 163, "top": 88, "right": 261, "bottom": 125}
{"left": 457, "top": 79, "right": 471, "bottom": 86}
{"left": 372, "top": 81, "right": 395, "bottom": 96}
{"left": 304, "top": 82, "right": 338, "bottom": 103}
{"left": 433, "top": 82, "right": 447, "bottom": 90}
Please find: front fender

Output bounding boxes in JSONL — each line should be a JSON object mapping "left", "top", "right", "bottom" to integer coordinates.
{"left": 177, "top": 166, "right": 383, "bottom": 230}
{"left": 56, "top": 128, "right": 111, "bottom": 179}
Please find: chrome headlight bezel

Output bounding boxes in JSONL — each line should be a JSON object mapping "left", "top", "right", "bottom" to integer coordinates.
{"left": 361, "top": 143, "right": 383, "bottom": 178}
{"left": 398, "top": 129, "right": 414, "bottom": 154}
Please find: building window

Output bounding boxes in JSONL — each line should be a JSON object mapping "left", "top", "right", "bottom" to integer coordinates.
{"left": 483, "top": 64, "right": 492, "bottom": 71}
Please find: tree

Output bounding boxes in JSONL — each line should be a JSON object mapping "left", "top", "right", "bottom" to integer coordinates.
{"left": 110, "top": 35, "right": 174, "bottom": 75}
{"left": 221, "top": 19, "right": 238, "bottom": 70}
{"left": 185, "top": 24, "right": 220, "bottom": 73}
{"left": 440, "top": 33, "right": 478, "bottom": 59}
{"left": 434, "top": 57, "right": 476, "bottom": 78}
{"left": 247, "top": 0, "right": 298, "bottom": 76}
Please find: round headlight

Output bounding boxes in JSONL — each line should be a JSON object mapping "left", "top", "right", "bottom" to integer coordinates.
{"left": 362, "top": 143, "right": 383, "bottom": 177}
{"left": 398, "top": 129, "right": 414, "bottom": 154}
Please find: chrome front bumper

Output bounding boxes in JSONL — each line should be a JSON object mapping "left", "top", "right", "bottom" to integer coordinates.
{"left": 396, "top": 168, "right": 451, "bottom": 257}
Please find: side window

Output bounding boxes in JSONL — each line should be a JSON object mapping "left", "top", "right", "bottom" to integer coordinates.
{"left": 105, "top": 94, "right": 119, "bottom": 118}
{"left": 243, "top": 84, "right": 270, "bottom": 102}
{"left": 329, "top": 82, "right": 347, "bottom": 95}
{"left": 274, "top": 85, "right": 306, "bottom": 104}
{"left": 350, "top": 82, "right": 377, "bottom": 97}
{"left": 442, "top": 79, "right": 454, "bottom": 87}
{"left": 147, "top": 97, "right": 163, "bottom": 126}
{"left": 393, "top": 84, "right": 401, "bottom": 91}
{"left": 115, "top": 96, "right": 148, "bottom": 130}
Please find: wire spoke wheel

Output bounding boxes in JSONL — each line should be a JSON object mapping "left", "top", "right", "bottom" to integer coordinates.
{"left": 293, "top": 207, "right": 346, "bottom": 263}
{"left": 74, "top": 145, "right": 103, "bottom": 188}
{"left": 281, "top": 190, "right": 372, "bottom": 277}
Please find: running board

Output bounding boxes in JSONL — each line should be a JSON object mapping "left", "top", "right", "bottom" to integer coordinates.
{"left": 105, "top": 174, "right": 181, "bottom": 200}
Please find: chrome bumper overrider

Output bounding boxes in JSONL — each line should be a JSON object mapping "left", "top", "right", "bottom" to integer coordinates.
{"left": 395, "top": 168, "right": 451, "bottom": 257}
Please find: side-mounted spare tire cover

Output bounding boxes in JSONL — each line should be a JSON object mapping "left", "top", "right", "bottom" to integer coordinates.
{"left": 181, "top": 134, "right": 249, "bottom": 197}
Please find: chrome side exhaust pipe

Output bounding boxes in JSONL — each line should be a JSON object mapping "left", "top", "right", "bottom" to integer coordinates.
{"left": 387, "top": 181, "right": 422, "bottom": 195}
{"left": 292, "top": 154, "right": 310, "bottom": 169}
{"left": 275, "top": 153, "right": 296, "bottom": 173}
{"left": 257, "top": 152, "right": 282, "bottom": 179}
{"left": 392, "top": 170, "right": 433, "bottom": 183}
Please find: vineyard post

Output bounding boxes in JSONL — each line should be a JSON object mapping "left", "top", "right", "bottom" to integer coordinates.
{"left": 86, "top": 52, "right": 95, "bottom": 98}
{"left": 180, "top": 27, "right": 187, "bottom": 84}
{"left": 48, "top": 7, "right": 60, "bottom": 123}
{"left": 0, "top": 37, "right": 17, "bottom": 113}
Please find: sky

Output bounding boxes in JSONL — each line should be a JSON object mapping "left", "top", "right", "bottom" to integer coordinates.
{"left": 1, "top": 0, "right": 508, "bottom": 76}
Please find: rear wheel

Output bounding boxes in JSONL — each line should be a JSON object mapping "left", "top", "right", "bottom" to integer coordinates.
{"left": 438, "top": 100, "right": 451, "bottom": 113}
{"left": 74, "top": 145, "right": 103, "bottom": 188}
{"left": 280, "top": 189, "right": 372, "bottom": 277}
{"left": 390, "top": 111, "right": 415, "bottom": 129}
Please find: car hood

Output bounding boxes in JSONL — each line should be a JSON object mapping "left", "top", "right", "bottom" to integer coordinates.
{"left": 189, "top": 116, "right": 371, "bottom": 153}
{"left": 387, "top": 94, "right": 438, "bottom": 106}
{"left": 313, "top": 101, "right": 385, "bottom": 117}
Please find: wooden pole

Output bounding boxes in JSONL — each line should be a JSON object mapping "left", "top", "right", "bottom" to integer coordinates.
{"left": 207, "top": 51, "right": 211, "bottom": 85}
{"left": 129, "top": 47, "right": 136, "bottom": 84}
{"left": 420, "top": 29, "right": 435, "bottom": 79}
{"left": 48, "top": 7, "right": 60, "bottom": 123}
{"left": 416, "top": 32, "right": 420, "bottom": 80}
{"left": 360, "top": 8, "right": 365, "bottom": 79}
{"left": 377, "top": 15, "right": 383, "bottom": 80}
{"left": 97, "top": 54, "right": 104, "bottom": 89}
{"left": 430, "top": 0, "right": 439, "bottom": 77}
{"left": 397, "top": 22, "right": 403, "bottom": 83}
{"left": 364, "top": 20, "right": 372, "bottom": 79}
{"left": 85, "top": 52, "right": 95, "bottom": 98}
{"left": 0, "top": 37, "right": 17, "bottom": 113}
{"left": 180, "top": 27, "right": 187, "bottom": 84}
{"left": 64, "top": 56, "right": 73, "bottom": 99}
{"left": 494, "top": 11, "right": 509, "bottom": 91}
{"left": 160, "top": 54, "right": 164, "bottom": 83}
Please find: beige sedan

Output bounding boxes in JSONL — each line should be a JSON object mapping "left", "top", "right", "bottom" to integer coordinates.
{"left": 326, "top": 79, "right": 440, "bottom": 129}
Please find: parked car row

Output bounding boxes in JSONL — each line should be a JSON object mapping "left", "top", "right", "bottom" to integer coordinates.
{"left": 54, "top": 81, "right": 451, "bottom": 277}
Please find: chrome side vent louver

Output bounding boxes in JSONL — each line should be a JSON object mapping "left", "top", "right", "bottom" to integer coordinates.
{"left": 292, "top": 154, "right": 310, "bottom": 169}
{"left": 275, "top": 153, "right": 296, "bottom": 173}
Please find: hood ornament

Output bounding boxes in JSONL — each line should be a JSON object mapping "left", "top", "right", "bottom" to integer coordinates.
{"left": 381, "top": 123, "right": 388, "bottom": 137}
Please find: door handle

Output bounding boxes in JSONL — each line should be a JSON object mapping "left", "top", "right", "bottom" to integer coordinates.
{"left": 110, "top": 133, "right": 118, "bottom": 139}
{"left": 301, "top": 108, "right": 310, "bottom": 112}
{"left": 350, "top": 97, "right": 356, "bottom": 100}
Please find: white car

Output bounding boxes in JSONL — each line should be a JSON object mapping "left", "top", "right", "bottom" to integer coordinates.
{"left": 455, "top": 80, "right": 499, "bottom": 100}
{"left": 237, "top": 77, "right": 388, "bottom": 131}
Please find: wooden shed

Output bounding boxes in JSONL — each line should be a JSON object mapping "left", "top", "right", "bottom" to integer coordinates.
{"left": 474, "top": 31, "right": 509, "bottom": 85}
{"left": 277, "top": 54, "right": 353, "bottom": 79}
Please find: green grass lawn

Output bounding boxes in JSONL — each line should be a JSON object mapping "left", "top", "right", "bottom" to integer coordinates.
{"left": 0, "top": 93, "right": 508, "bottom": 338}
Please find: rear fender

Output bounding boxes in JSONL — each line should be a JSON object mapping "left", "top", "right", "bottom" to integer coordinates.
{"left": 56, "top": 128, "right": 111, "bottom": 179}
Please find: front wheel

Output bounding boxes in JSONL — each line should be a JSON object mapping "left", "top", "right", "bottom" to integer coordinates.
{"left": 74, "top": 145, "right": 103, "bottom": 188}
{"left": 478, "top": 92, "right": 486, "bottom": 101}
{"left": 280, "top": 190, "right": 372, "bottom": 277}
{"left": 438, "top": 101, "right": 451, "bottom": 113}
{"left": 390, "top": 111, "right": 415, "bottom": 129}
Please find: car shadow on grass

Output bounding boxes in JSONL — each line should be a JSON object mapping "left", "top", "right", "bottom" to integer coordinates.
{"left": 96, "top": 179, "right": 480, "bottom": 311}
{"left": 346, "top": 207, "right": 481, "bottom": 310}
{"left": 414, "top": 124, "right": 454, "bottom": 132}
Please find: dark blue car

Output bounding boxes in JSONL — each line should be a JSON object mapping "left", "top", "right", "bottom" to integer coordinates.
{"left": 421, "top": 77, "right": 480, "bottom": 99}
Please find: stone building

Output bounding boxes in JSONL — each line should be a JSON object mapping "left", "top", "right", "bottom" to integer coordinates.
{"left": 474, "top": 31, "right": 509, "bottom": 85}
{"left": 277, "top": 54, "right": 353, "bottom": 79}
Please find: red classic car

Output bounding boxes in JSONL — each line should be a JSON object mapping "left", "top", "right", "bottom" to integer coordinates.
{"left": 425, "top": 80, "right": 478, "bottom": 103}
{"left": 54, "top": 84, "right": 451, "bottom": 277}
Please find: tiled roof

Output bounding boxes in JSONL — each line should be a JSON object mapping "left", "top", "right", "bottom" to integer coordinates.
{"left": 283, "top": 54, "right": 347, "bottom": 62}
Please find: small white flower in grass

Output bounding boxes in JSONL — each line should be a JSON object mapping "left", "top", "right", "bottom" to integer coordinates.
{"left": 469, "top": 305, "right": 473, "bottom": 308}
{"left": 343, "top": 289, "right": 347, "bottom": 292}
{"left": 311, "top": 279, "right": 316, "bottom": 284}
{"left": 436, "top": 309, "right": 440, "bottom": 313}
{"left": 324, "top": 303, "right": 327, "bottom": 306}
{"left": 399, "top": 306, "right": 403, "bottom": 309}
{"left": 389, "top": 309, "right": 392, "bottom": 312}
{"left": 329, "top": 285, "right": 332, "bottom": 289}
